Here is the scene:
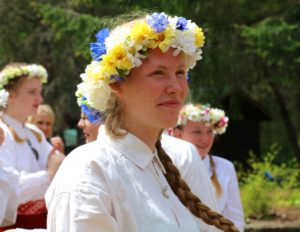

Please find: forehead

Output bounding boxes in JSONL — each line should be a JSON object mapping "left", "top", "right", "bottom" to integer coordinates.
{"left": 185, "top": 120, "right": 212, "bottom": 130}
{"left": 16, "top": 77, "right": 42, "bottom": 90}
{"left": 37, "top": 112, "right": 54, "bottom": 121}
{"left": 142, "top": 48, "right": 185, "bottom": 67}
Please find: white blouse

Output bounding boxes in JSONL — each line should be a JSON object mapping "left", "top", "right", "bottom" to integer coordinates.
{"left": 203, "top": 155, "right": 244, "bottom": 232}
{"left": 0, "top": 160, "right": 19, "bottom": 226}
{"left": 0, "top": 113, "right": 53, "bottom": 204}
{"left": 46, "top": 127, "right": 200, "bottom": 232}
{"left": 162, "top": 134, "right": 221, "bottom": 232}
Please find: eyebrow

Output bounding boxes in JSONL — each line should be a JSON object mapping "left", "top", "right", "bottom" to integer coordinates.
{"left": 156, "top": 64, "right": 186, "bottom": 69}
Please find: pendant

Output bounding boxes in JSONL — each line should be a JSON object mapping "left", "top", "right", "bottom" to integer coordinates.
{"left": 162, "top": 186, "right": 169, "bottom": 199}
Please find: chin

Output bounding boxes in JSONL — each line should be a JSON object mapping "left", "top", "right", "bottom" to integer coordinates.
{"left": 159, "top": 118, "right": 178, "bottom": 130}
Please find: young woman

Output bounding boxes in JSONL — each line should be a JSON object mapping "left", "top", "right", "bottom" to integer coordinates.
{"left": 46, "top": 12, "right": 238, "bottom": 232}
{"left": 174, "top": 103, "right": 245, "bottom": 231}
{"left": 76, "top": 96, "right": 221, "bottom": 231}
{"left": 0, "top": 63, "right": 64, "bottom": 229}
{"left": 28, "top": 104, "right": 65, "bottom": 154}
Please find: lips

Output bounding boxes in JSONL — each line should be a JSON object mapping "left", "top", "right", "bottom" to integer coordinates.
{"left": 157, "top": 100, "right": 181, "bottom": 109}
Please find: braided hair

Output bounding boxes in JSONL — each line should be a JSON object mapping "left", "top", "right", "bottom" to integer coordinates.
{"left": 156, "top": 139, "right": 239, "bottom": 232}
{"left": 209, "top": 154, "right": 223, "bottom": 197}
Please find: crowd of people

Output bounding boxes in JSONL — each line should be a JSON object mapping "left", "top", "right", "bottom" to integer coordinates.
{"left": 0, "top": 11, "right": 244, "bottom": 232}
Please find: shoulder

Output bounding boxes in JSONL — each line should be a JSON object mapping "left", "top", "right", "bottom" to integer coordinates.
{"left": 0, "top": 121, "right": 12, "bottom": 137}
{"left": 161, "top": 135, "right": 198, "bottom": 156}
{"left": 212, "top": 155, "right": 236, "bottom": 172}
{"left": 25, "top": 123, "right": 46, "bottom": 142}
{"left": 59, "top": 141, "right": 116, "bottom": 179}
{"left": 161, "top": 134, "right": 203, "bottom": 170}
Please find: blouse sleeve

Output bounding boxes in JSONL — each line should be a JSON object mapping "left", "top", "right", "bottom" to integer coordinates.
{"left": 222, "top": 164, "right": 245, "bottom": 232}
{"left": 18, "top": 170, "right": 50, "bottom": 204}
{"left": 0, "top": 165, "right": 19, "bottom": 226}
{"left": 0, "top": 125, "right": 51, "bottom": 204}
{"left": 46, "top": 158, "right": 119, "bottom": 232}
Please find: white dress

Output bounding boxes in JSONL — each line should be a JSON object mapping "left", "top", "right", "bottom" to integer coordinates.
{"left": 46, "top": 127, "right": 200, "bottom": 232}
{"left": 162, "top": 134, "right": 221, "bottom": 232}
{"left": 203, "top": 155, "right": 245, "bottom": 232}
{"left": 0, "top": 113, "right": 53, "bottom": 204}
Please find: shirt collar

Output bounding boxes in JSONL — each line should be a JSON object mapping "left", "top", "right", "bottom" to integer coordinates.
{"left": 98, "top": 126, "right": 166, "bottom": 172}
{"left": 2, "top": 113, "right": 28, "bottom": 138}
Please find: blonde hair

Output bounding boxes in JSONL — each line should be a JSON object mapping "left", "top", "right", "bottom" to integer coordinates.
{"left": 28, "top": 104, "right": 55, "bottom": 124}
{"left": 209, "top": 154, "right": 223, "bottom": 197}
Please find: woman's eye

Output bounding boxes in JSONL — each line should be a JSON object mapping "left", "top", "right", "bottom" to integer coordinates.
{"left": 192, "top": 130, "right": 202, "bottom": 134}
{"left": 176, "top": 70, "right": 186, "bottom": 76}
{"left": 152, "top": 70, "right": 164, "bottom": 76}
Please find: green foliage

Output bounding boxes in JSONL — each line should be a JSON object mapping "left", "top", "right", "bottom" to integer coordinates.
{"left": 241, "top": 17, "right": 300, "bottom": 70}
{"left": 240, "top": 144, "right": 300, "bottom": 219}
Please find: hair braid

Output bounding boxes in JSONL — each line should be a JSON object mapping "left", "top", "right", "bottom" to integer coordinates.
{"left": 209, "top": 154, "right": 223, "bottom": 197}
{"left": 156, "top": 140, "right": 239, "bottom": 232}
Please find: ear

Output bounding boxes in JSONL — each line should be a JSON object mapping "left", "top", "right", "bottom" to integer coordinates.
{"left": 7, "top": 90, "right": 16, "bottom": 101}
{"left": 109, "top": 81, "right": 123, "bottom": 96}
{"left": 173, "top": 128, "right": 182, "bottom": 138}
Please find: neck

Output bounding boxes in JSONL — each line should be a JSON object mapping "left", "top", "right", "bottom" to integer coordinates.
{"left": 4, "top": 108, "right": 27, "bottom": 124}
{"left": 122, "top": 117, "right": 160, "bottom": 152}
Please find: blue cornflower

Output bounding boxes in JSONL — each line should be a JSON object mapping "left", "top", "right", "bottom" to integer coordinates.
{"left": 110, "top": 75, "right": 124, "bottom": 81}
{"left": 146, "top": 12, "right": 169, "bottom": 33}
{"left": 176, "top": 17, "right": 188, "bottom": 31}
{"left": 90, "top": 28, "right": 110, "bottom": 61}
{"left": 81, "top": 100, "right": 104, "bottom": 124}
{"left": 187, "top": 72, "right": 191, "bottom": 82}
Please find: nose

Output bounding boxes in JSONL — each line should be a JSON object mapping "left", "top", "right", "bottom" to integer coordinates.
{"left": 166, "top": 75, "right": 186, "bottom": 94}
{"left": 77, "top": 119, "right": 84, "bottom": 128}
{"left": 38, "top": 93, "right": 43, "bottom": 104}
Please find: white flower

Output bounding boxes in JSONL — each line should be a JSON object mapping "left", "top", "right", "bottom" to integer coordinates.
{"left": 0, "top": 89, "right": 9, "bottom": 108}
{"left": 178, "top": 103, "right": 228, "bottom": 134}
{"left": 78, "top": 80, "right": 111, "bottom": 111}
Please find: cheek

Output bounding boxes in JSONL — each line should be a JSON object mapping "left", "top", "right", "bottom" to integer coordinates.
{"left": 208, "top": 136, "right": 215, "bottom": 145}
{"left": 181, "top": 79, "right": 188, "bottom": 95}
{"left": 181, "top": 132, "right": 197, "bottom": 143}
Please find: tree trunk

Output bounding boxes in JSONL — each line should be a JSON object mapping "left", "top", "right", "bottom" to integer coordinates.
{"left": 269, "top": 81, "right": 300, "bottom": 165}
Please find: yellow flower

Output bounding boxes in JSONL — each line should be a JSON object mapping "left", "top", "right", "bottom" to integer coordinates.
{"left": 158, "top": 26, "right": 175, "bottom": 52}
{"left": 194, "top": 27, "right": 205, "bottom": 47}
{"left": 130, "top": 21, "right": 158, "bottom": 48}
{"left": 86, "top": 62, "right": 106, "bottom": 81}
{"left": 101, "top": 55, "right": 118, "bottom": 80}
{"left": 108, "top": 44, "right": 133, "bottom": 71}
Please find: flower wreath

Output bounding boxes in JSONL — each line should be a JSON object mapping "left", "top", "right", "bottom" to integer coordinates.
{"left": 177, "top": 103, "right": 229, "bottom": 135}
{"left": 77, "top": 12, "right": 205, "bottom": 112}
{"left": 0, "top": 64, "right": 48, "bottom": 108}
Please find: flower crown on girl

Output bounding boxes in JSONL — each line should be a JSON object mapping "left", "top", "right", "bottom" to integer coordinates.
{"left": 0, "top": 64, "right": 48, "bottom": 108}
{"left": 79, "top": 96, "right": 105, "bottom": 124}
{"left": 77, "top": 12, "right": 205, "bottom": 112}
{"left": 177, "top": 103, "right": 229, "bottom": 135}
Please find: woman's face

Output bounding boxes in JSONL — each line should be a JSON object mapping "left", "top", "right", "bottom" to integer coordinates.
{"left": 175, "top": 121, "right": 215, "bottom": 158}
{"left": 77, "top": 113, "right": 101, "bottom": 143}
{"left": 33, "top": 112, "right": 54, "bottom": 138}
{"left": 117, "top": 48, "right": 188, "bottom": 132}
{"left": 8, "top": 78, "right": 43, "bottom": 119}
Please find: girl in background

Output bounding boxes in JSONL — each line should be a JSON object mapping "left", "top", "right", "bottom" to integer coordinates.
{"left": 0, "top": 63, "right": 64, "bottom": 229}
{"left": 28, "top": 104, "right": 65, "bottom": 154}
{"left": 174, "top": 103, "right": 245, "bottom": 231}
